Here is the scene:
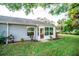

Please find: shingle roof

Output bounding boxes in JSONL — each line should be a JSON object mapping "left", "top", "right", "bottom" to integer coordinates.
{"left": 0, "top": 15, "right": 54, "bottom": 26}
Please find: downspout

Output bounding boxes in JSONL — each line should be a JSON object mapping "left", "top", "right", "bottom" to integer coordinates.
{"left": 6, "top": 22, "right": 9, "bottom": 44}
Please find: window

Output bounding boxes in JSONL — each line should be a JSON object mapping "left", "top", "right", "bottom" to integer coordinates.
{"left": 45, "top": 27, "right": 49, "bottom": 35}
{"left": 27, "top": 27, "right": 34, "bottom": 31}
{"left": 50, "top": 27, "right": 53, "bottom": 35}
{"left": 45, "top": 32, "right": 49, "bottom": 35}
{"left": 45, "top": 27, "right": 53, "bottom": 35}
{"left": 27, "top": 27, "right": 34, "bottom": 36}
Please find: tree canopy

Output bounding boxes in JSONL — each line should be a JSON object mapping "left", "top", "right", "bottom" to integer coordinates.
{"left": 0, "top": 3, "right": 79, "bottom": 16}
{"left": 0, "top": 3, "right": 70, "bottom": 15}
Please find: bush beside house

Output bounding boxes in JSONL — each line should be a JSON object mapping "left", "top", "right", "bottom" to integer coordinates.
{"left": 0, "top": 36, "right": 6, "bottom": 44}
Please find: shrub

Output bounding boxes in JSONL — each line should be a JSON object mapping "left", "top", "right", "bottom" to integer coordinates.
{"left": 21, "top": 38, "right": 25, "bottom": 42}
{"left": 74, "top": 30, "right": 79, "bottom": 35}
{"left": 0, "top": 36, "right": 6, "bottom": 44}
{"left": 8, "top": 34, "right": 14, "bottom": 40}
{"left": 8, "top": 34, "right": 14, "bottom": 43}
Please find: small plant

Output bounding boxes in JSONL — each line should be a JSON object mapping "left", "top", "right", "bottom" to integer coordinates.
{"left": 21, "top": 38, "right": 25, "bottom": 42}
{"left": 8, "top": 34, "right": 14, "bottom": 43}
{"left": 0, "top": 35, "right": 6, "bottom": 44}
{"left": 8, "top": 34, "right": 14, "bottom": 40}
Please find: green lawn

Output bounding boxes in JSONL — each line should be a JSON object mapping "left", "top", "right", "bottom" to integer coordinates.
{"left": 0, "top": 34, "right": 79, "bottom": 56}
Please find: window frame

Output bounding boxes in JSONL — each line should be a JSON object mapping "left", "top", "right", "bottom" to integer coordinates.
{"left": 45, "top": 27, "right": 53, "bottom": 35}
{"left": 49, "top": 27, "right": 53, "bottom": 35}
{"left": 45, "top": 27, "right": 50, "bottom": 35}
{"left": 27, "top": 27, "right": 35, "bottom": 36}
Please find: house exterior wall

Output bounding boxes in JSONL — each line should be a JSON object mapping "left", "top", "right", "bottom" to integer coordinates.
{"left": 9, "top": 25, "right": 39, "bottom": 41}
{"left": 0, "top": 24, "right": 7, "bottom": 36}
{"left": 0, "top": 24, "right": 37, "bottom": 41}
{"left": 0, "top": 23, "right": 56, "bottom": 41}
{"left": 9, "top": 24, "right": 30, "bottom": 41}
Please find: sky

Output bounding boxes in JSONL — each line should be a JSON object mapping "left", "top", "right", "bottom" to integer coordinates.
{"left": 0, "top": 5, "right": 67, "bottom": 25}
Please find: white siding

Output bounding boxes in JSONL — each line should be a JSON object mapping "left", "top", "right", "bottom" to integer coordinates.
{"left": 0, "top": 24, "right": 7, "bottom": 36}
{"left": 0, "top": 23, "right": 56, "bottom": 41}
{"left": 9, "top": 24, "right": 31, "bottom": 41}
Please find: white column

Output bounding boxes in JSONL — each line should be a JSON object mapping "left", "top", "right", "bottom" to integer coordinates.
{"left": 43, "top": 27, "right": 45, "bottom": 39}
{"left": 39, "top": 27, "right": 40, "bottom": 40}
{"left": 6, "top": 22, "right": 9, "bottom": 44}
{"left": 49, "top": 27, "right": 50, "bottom": 36}
{"left": 35, "top": 27, "right": 38, "bottom": 40}
{"left": 53, "top": 26, "right": 56, "bottom": 38}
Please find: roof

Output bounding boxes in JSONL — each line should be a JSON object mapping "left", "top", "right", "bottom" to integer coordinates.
{"left": 0, "top": 15, "right": 54, "bottom": 26}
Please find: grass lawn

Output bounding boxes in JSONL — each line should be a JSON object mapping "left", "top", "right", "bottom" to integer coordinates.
{"left": 0, "top": 34, "right": 79, "bottom": 56}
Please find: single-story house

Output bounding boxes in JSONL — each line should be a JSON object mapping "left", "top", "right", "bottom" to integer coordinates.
{"left": 0, "top": 16, "right": 56, "bottom": 41}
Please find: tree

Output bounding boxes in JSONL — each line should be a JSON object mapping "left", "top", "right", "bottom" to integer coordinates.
{"left": 0, "top": 3, "right": 70, "bottom": 15}
{"left": 57, "top": 19, "right": 65, "bottom": 32}
{"left": 68, "top": 3, "right": 79, "bottom": 29}
{"left": 64, "top": 18, "right": 73, "bottom": 32}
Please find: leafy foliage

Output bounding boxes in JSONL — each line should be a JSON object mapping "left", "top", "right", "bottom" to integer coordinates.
{"left": 57, "top": 19, "right": 65, "bottom": 32}
{"left": 0, "top": 36, "right": 6, "bottom": 44}
{"left": 64, "top": 18, "right": 73, "bottom": 32}
{"left": 0, "top": 3, "right": 52, "bottom": 15}
{"left": 0, "top": 3, "right": 70, "bottom": 15}
{"left": 74, "top": 30, "right": 79, "bottom": 35}
{"left": 49, "top": 3, "right": 70, "bottom": 15}
{"left": 0, "top": 3, "right": 79, "bottom": 16}
{"left": 1, "top": 3, "right": 22, "bottom": 11}
{"left": 68, "top": 4, "right": 79, "bottom": 29}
